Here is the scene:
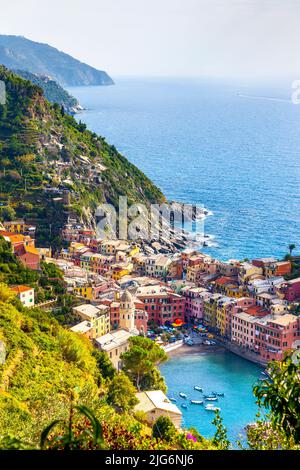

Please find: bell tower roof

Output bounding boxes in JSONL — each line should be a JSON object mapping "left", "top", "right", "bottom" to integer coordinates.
{"left": 120, "top": 289, "right": 133, "bottom": 303}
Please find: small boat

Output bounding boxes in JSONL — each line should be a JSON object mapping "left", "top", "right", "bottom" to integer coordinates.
{"left": 205, "top": 396, "right": 218, "bottom": 402}
{"left": 169, "top": 398, "right": 177, "bottom": 403}
{"left": 179, "top": 392, "right": 187, "bottom": 399}
{"left": 216, "top": 393, "right": 225, "bottom": 397}
{"left": 194, "top": 386, "right": 203, "bottom": 392}
{"left": 190, "top": 400, "right": 203, "bottom": 405}
{"left": 181, "top": 403, "right": 188, "bottom": 409}
{"left": 205, "top": 404, "right": 220, "bottom": 411}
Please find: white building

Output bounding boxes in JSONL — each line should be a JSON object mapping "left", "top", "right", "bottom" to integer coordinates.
{"left": 134, "top": 390, "right": 182, "bottom": 428}
{"left": 94, "top": 328, "right": 139, "bottom": 370}
{"left": 11, "top": 285, "right": 35, "bottom": 307}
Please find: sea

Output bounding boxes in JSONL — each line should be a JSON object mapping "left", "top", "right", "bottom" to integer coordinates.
{"left": 70, "top": 76, "right": 300, "bottom": 261}
{"left": 159, "top": 351, "right": 262, "bottom": 444}
{"left": 70, "top": 77, "right": 299, "bottom": 443}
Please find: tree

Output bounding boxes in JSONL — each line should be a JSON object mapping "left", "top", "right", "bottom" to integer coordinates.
{"left": 253, "top": 356, "right": 300, "bottom": 445}
{"left": 152, "top": 416, "right": 176, "bottom": 442}
{"left": 92, "top": 350, "right": 116, "bottom": 380}
{"left": 0, "top": 283, "right": 15, "bottom": 303}
{"left": 106, "top": 373, "right": 138, "bottom": 413}
{"left": 212, "top": 410, "right": 230, "bottom": 450}
{"left": 0, "top": 206, "right": 16, "bottom": 221}
{"left": 288, "top": 244, "right": 296, "bottom": 256}
{"left": 121, "top": 336, "right": 168, "bottom": 391}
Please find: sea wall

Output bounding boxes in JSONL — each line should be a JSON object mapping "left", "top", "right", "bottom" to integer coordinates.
{"left": 216, "top": 338, "right": 267, "bottom": 367}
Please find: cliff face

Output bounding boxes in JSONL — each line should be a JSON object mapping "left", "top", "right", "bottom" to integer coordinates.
{"left": 0, "top": 66, "right": 165, "bottom": 247}
{"left": 0, "top": 35, "right": 114, "bottom": 86}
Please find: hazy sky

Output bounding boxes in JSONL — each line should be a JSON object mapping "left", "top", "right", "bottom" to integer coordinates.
{"left": 0, "top": 0, "right": 300, "bottom": 79}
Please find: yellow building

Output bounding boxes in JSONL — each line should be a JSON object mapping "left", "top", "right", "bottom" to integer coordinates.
{"left": 203, "top": 294, "right": 223, "bottom": 328}
{"left": 3, "top": 220, "right": 30, "bottom": 233}
{"left": 225, "top": 284, "right": 244, "bottom": 299}
{"left": 216, "top": 299, "right": 234, "bottom": 336}
{"left": 111, "top": 263, "right": 133, "bottom": 281}
{"left": 112, "top": 266, "right": 130, "bottom": 281}
{"left": 72, "top": 304, "right": 110, "bottom": 338}
{"left": 73, "top": 285, "right": 94, "bottom": 300}
{"left": 238, "top": 262, "right": 263, "bottom": 283}
{"left": 186, "top": 265, "right": 201, "bottom": 283}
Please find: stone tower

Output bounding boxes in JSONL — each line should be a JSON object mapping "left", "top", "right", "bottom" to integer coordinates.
{"left": 119, "top": 289, "right": 135, "bottom": 331}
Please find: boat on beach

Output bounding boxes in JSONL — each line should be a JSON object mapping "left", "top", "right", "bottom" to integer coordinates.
{"left": 179, "top": 392, "right": 187, "bottom": 399}
{"left": 190, "top": 400, "right": 203, "bottom": 405}
{"left": 194, "top": 386, "right": 203, "bottom": 392}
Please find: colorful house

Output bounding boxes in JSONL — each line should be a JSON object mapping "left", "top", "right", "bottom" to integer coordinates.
{"left": 276, "top": 277, "right": 300, "bottom": 302}
{"left": 72, "top": 304, "right": 110, "bottom": 339}
{"left": 265, "top": 261, "right": 292, "bottom": 278}
{"left": 11, "top": 285, "right": 35, "bottom": 307}
{"left": 255, "top": 314, "right": 300, "bottom": 362}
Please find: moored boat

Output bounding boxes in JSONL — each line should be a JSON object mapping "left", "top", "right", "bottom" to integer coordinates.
{"left": 205, "top": 396, "right": 218, "bottom": 401}
{"left": 181, "top": 403, "right": 188, "bottom": 409}
{"left": 169, "top": 397, "right": 177, "bottom": 402}
{"left": 190, "top": 400, "right": 203, "bottom": 405}
{"left": 205, "top": 404, "right": 220, "bottom": 411}
{"left": 194, "top": 386, "right": 203, "bottom": 392}
{"left": 179, "top": 392, "right": 187, "bottom": 399}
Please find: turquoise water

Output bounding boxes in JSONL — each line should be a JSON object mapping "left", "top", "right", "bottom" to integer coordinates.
{"left": 160, "top": 351, "right": 262, "bottom": 444}
{"left": 70, "top": 77, "right": 300, "bottom": 261}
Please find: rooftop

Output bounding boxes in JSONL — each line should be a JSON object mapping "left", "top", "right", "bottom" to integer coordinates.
{"left": 70, "top": 321, "right": 92, "bottom": 334}
{"left": 135, "top": 391, "right": 182, "bottom": 416}
{"left": 73, "top": 304, "right": 103, "bottom": 319}
{"left": 11, "top": 285, "right": 33, "bottom": 294}
{"left": 95, "top": 329, "right": 138, "bottom": 351}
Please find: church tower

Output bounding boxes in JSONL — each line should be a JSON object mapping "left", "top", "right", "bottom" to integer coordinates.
{"left": 119, "top": 289, "right": 135, "bottom": 331}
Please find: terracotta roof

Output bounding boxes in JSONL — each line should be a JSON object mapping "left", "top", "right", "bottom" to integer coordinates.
{"left": 215, "top": 276, "right": 235, "bottom": 286}
{"left": 11, "top": 285, "right": 33, "bottom": 294}
{"left": 244, "top": 305, "right": 268, "bottom": 317}
{"left": 25, "top": 246, "right": 39, "bottom": 256}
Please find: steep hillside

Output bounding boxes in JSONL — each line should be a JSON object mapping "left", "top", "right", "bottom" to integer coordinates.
{"left": 13, "top": 70, "right": 81, "bottom": 114}
{"left": 0, "top": 35, "right": 114, "bottom": 86}
{"left": 0, "top": 66, "right": 165, "bottom": 248}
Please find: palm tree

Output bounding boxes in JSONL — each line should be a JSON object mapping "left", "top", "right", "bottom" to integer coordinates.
{"left": 289, "top": 244, "right": 296, "bottom": 256}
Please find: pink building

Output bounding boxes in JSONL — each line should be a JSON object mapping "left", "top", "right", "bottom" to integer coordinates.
{"left": 231, "top": 311, "right": 258, "bottom": 350}
{"left": 190, "top": 297, "right": 204, "bottom": 321}
{"left": 226, "top": 297, "right": 257, "bottom": 340}
{"left": 255, "top": 314, "right": 300, "bottom": 362}
{"left": 277, "top": 277, "right": 300, "bottom": 302}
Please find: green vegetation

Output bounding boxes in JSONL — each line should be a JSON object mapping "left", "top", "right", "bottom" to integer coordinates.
{"left": 212, "top": 410, "right": 230, "bottom": 450}
{"left": 107, "top": 372, "right": 138, "bottom": 413}
{"left": 152, "top": 416, "right": 176, "bottom": 442}
{"left": 0, "top": 66, "right": 165, "bottom": 250}
{"left": 121, "top": 336, "right": 168, "bottom": 392}
{"left": 246, "top": 356, "right": 300, "bottom": 450}
{"left": 13, "top": 70, "right": 80, "bottom": 114}
{"left": 0, "top": 278, "right": 218, "bottom": 450}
